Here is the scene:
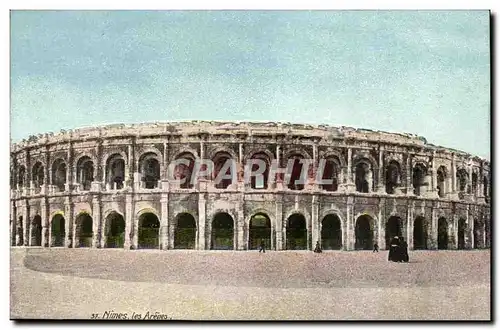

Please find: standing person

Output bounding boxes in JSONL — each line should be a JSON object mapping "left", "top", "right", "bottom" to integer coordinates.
{"left": 259, "top": 239, "right": 266, "bottom": 253}
{"left": 400, "top": 237, "right": 409, "bottom": 262}
{"left": 373, "top": 243, "right": 379, "bottom": 253}
{"left": 388, "top": 236, "right": 400, "bottom": 262}
{"left": 314, "top": 241, "right": 322, "bottom": 253}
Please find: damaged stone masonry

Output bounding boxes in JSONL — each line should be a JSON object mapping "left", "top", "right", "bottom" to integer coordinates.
{"left": 10, "top": 121, "right": 491, "bottom": 251}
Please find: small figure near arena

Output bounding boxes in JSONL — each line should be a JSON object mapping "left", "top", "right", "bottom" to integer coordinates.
{"left": 388, "top": 236, "right": 409, "bottom": 263}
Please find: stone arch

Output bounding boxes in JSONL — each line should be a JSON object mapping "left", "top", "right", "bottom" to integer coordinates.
{"left": 320, "top": 154, "right": 341, "bottom": 192}
{"left": 471, "top": 171, "right": 478, "bottom": 196}
{"left": 208, "top": 146, "right": 238, "bottom": 162}
{"left": 285, "top": 212, "right": 308, "bottom": 250}
{"left": 284, "top": 150, "right": 310, "bottom": 191}
{"left": 32, "top": 161, "right": 45, "bottom": 188}
{"left": 50, "top": 213, "right": 65, "bottom": 247}
{"left": 243, "top": 148, "right": 275, "bottom": 164}
{"left": 138, "top": 152, "right": 161, "bottom": 189}
{"left": 248, "top": 212, "right": 272, "bottom": 250}
{"left": 322, "top": 150, "right": 347, "bottom": 168}
{"left": 385, "top": 160, "right": 402, "bottom": 194}
{"left": 51, "top": 158, "right": 67, "bottom": 191}
{"left": 105, "top": 153, "right": 127, "bottom": 189}
{"left": 473, "top": 218, "right": 483, "bottom": 248}
{"left": 246, "top": 151, "right": 272, "bottom": 189}
{"left": 170, "top": 147, "right": 200, "bottom": 163}
{"left": 212, "top": 151, "right": 237, "bottom": 189}
{"left": 17, "top": 165, "right": 26, "bottom": 188}
{"left": 457, "top": 218, "right": 467, "bottom": 250}
{"left": 211, "top": 212, "right": 235, "bottom": 250}
{"left": 436, "top": 165, "right": 448, "bottom": 198}
{"left": 174, "top": 212, "right": 197, "bottom": 249}
{"left": 413, "top": 215, "right": 428, "bottom": 250}
{"left": 412, "top": 162, "right": 427, "bottom": 196}
{"left": 354, "top": 157, "right": 375, "bottom": 193}
{"left": 104, "top": 211, "right": 126, "bottom": 248}
{"left": 321, "top": 213, "right": 342, "bottom": 250}
{"left": 385, "top": 215, "right": 403, "bottom": 249}
{"left": 483, "top": 174, "right": 489, "bottom": 198}
{"left": 438, "top": 217, "right": 449, "bottom": 249}
{"left": 355, "top": 214, "right": 375, "bottom": 250}
{"left": 138, "top": 211, "right": 160, "bottom": 249}
{"left": 31, "top": 215, "right": 42, "bottom": 246}
{"left": 173, "top": 151, "right": 197, "bottom": 189}
{"left": 456, "top": 167, "right": 469, "bottom": 194}
{"left": 76, "top": 155, "right": 95, "bottom": 191}
{"left": 282, "top": 148, "right": 312, "bottom": 163}
{"left": 75, "top": 213, "right": 93, "bottom": 248}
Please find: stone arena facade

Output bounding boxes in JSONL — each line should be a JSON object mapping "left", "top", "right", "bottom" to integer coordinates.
{"left": 10, "top": 121, "right": 491, "bottom": 251}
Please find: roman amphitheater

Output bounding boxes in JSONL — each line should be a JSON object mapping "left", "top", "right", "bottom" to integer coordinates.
{"left": 10, "top": 121, "right": 491, "bottom": 252}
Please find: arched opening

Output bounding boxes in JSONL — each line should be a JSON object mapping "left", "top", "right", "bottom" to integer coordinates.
{"left": 211, "top": 213, "right": 234, "bottom": 250}
{"left": 174, "top": 213, "right": 197, "bottom": 249}
{"left": 51, "top": 158, "right": 67, "bottom": 192}
{"left": 51, "top": 214, "right": 65, "bottom": 247}
{"left": 457, "top": 168, "right": 468, "bottom": 196}
{"left": 457, "top": 218, "right": 466, "bottom": 250}
{"left": 286, "top": 213, "right": 307, "bottom": 250}
{"left": 139, "top": 153, "right": 161, "bottom": 189}
{"left": 75, "top": 213, "right": 93, "bottom": 247}
{"left": 437, "top": 166, "right": 447, "bottom": 198}
{"left": 321, "top": 214, "right": 342, "bottom": 250}
{"left": 138, "top": 213, "right": 160, "bottom": 249}
{"left": 287, "top": 154, "right": 306, "bottom": 191}
{"left": 437, "top": 217, "right": 448, "bottom": 250}
{"left": 76, "top": 156, "right": 94, "bottom": 191}
{"left": 473, "top": 218, "right": 482, "bottom": 249}
{"left": 413, "top": 216, "right": 428, "bottom": 250}
{"left": 104, "top": 212, "right": 125, "bottom": 248}
{"left": 106, "top": 154, "right": 125, "bottom": 190}
{"left": 17, "top": 216, "right": 24, "bottom": 246}
{"left": 174, "top": 152, "right": 196, "bottom": 189}
{"left": 18, "top": 165, "right": 26, "bottom": 188}
{"left": 412, "top": 163, "right": 427, "bottom": 196}
{"left": 213, "top": 152, "right": 235, "bottom": 189}
{"left": 32, "top": 162, "right": 45, "bottom": 190}
{"left": 385, "top": 216, "right": 403, "bottom": 249}
{"left": 385, "top": 161, "right": 401, "bottom": 194}
{"left": 248, "top": 213, "right": 271, "bottom": 250}
{"left": 31, "top": 215, "right": 42, "bottom": 246}
{"left": 354, "top": 161, "right": 372, "bottom": 193}
{"left": 471, "top": 172, "right": 478, "bottom": 196}
{"left": 249, "top": 152, "right": 271, "bottom": 189}
{"left": 321, "top": 157, "right": 340, "bottom": 192}
{"left": 483, "top": 175, "right": 489, "bottom": 198}
{"left": 355, "top": 215, "right": 373, "bottom": 250}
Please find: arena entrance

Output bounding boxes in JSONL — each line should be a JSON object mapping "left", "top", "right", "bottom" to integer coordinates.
{"left": 75, "top": 213, "right": 93, "bottom": 248}
{"left": 413, "top": 216, "right": 428, "bottom": 250}
{"left": 211, "top": 213, "right": 234, "bottom": 250}
{"left": 457, "top": 218, "right": 466, "bottom": 250}
{"left": 31, "top": 215, "right": 42, "bottom": 246}
{"left": 321, "top": 214, "right": 342, "bottom": 250}
{"left": 473, "top": 218, "right": 482, "bottom": 248}
{"left": 174, "top": 213, "right": 197, "bottom": 249}
{"left": 385, "top": 216, "right": 403, "bottom": 249}
{"left": 355, "top": 215, "right": 373, "bottom": 250}
{"left": 138, "top": 213, "right": 160, "bottom": 249}
{"left": 248, "top": 213, "right": 271, "bottom": 250}
{"left": 51, "top": 214, "right": 65, "bottom": 247}
{"left": 438, "top": 217, "right": 448, "bottom": 250}
{"left": 286, "top": 214, "right": 307, "bottom": 250}
{"left": 104, "top": 212, "right": 125, "bottom": 248}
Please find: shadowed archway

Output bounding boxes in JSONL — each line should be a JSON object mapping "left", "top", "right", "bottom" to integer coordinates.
{"left": 51, "top": 214, "right": 65, "bottom": 247}
{"left": 31, "top": 215, "right": 42, "bottom": 246}
{"left": 438, "top": 217, "right": 448, "bottom": 250}
{"left": 355, "top": 215, "right": 373, "bottom": 250}
{"left": 413, "top": 216, "right": 428, "bottom": 250}
{"left": 286, "top": 213, "right": 307, "bottom": 250}
{"left": 321, "top": 214, "right": 342, "bottom": 250}
{"left": 385, "top": 216, "right": 403, "bottom": 249}
{"left": 105, "top": 212, "right": 125, "bottom": 248}
{"left": 211, "top": 213, "right": 234, "bottom": 250}
{"left": 457, "top": 218, "right": 466, "bottom": 250}
{"left": 138, "top": 213, "right": 160, "bottom": 249}
{"left": 75, "top": 213, "right": 93, "bottom": 248}
{"left": 248, "top": 213, "right": 271, "bottom": 250}
{"left": 174, "top": 213, "right": 197, "bottom": 249}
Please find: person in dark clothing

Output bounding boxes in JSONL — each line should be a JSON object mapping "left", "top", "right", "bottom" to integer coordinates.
{"left": 399, "top": 237, "right": 409, "bottom": 262}
{"left": 388, "top": 236, "right": 400, "bottom": 262}
{"left": 373, "top": 243, "right": 379, "bottom": 253}
{"left": 259, "top": 240, "right": 266, "bottom": 253}
{"left": 314, "top": 241, "right": 322, "bottom": 253}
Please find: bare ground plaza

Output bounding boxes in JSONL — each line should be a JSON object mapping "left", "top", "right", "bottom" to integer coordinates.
{"left": 10, "top": 248, "right": 490, "bottom": 320}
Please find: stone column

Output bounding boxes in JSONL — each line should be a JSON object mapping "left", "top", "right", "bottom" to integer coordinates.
{"left": 347, "top": 148, "right": 352, "bottom": 184}
{"left": 160, "top": 194, "right": 169, "bottom": 250}
{"left": 377, "top": 146, "right": 385, "bottom": 193}
{"left": 450, "top": 214, "right": 458, "bottom": 249}
{"left": 406, "top": 154, "right": 413, "bottom": 195}
{"left": 311, "top": 195, "right": 319, "bottom": 249}
{"left": 66, "top": 142, "right": 73, "bottom": 192}
{"left": 64, "top": 197, "right": 73, "bottom": 248}
{"left": 10, "top": 202, "right": 16, "bottom": 246}
{"left": 407, "top": 202, "right": 415, "bottom": 250}
{"left": 377, "top": 199, "right": 385, "bottom": 249}
{"left": 275, "top": 196, "right": 283, "bottom": 250}
{"left": 125, "top": 194, "right": 134, "bottom": 249}
{"left": 168, "top": 216, "right": 175, "bottom": 250}
{"left": 23, "top": 202, "right": 30, "bottom": 246}
{"left": 346, "top": 196, "right": 354, "bottom": 250}
{"left": 41, "top": 199, "right": 48, "bottom": 247}
{"left": 470, "top": 213, "right": 475, "bottom": 249}
{"left": 237, "top": 195, "right": 245, "bottom": 250}
{"left": 198, "top": 190, "right": 207, "bottom": 250}
{"left": 92, "top": 197, "right": 101, "bottom": 248}
{"left": 451, "top": 154, "right": 457, "bottom": 192}
{"left": 430, "top": 207, "right": 438, "bottom": 249}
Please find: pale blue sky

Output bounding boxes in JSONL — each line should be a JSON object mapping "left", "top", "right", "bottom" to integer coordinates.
{"left": 10, "top": 10, "right": 490, "bottom": 159}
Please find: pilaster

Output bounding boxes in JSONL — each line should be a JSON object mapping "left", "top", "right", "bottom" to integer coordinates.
{"left": 91, "top": 196, "right": 101, "bottom": 248}
{"left": 197, "top": 189, "right": 207, "bottom": 250}
{"left": 311, "top": 195, "right": 319, "bottom": 249}
{"left": 275, "top": 195, "right": 283, "bottom": 250}
{"left": 160, "top": 193, "right": 169, "bottom": 250}
{"left": 125, "top": 194, "right": 134, "bottom": 249}
{"left": 64, "top": 196, "right": 73, "bottom": 247}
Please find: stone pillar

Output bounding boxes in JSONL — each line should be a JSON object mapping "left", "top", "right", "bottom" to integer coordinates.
{"left": 275, "top": 196, "right": 283, "bottom": 250}
{"left": 346, "top": 196, "right": 354, "bottom": 250}
{"left": 451, "top": 154, "right": 457, "bottom": 192}
{"left": 92, "top": 197, "right": 101, "bottom": 248}
{"left": 406, "top": 154, "right": 413, "bottom": 195}
{"left": 198, "top": 190, "right": 207, "bottom": 250}
{"left": 347, "top": 148, "right": 352, "bottom": 184}
{"left": 41, "top": 199, "right": 48, "bottom": 247}
{"left": 125, "top": 194, "right": 134, "bottom": 249}
{"left": 470, "top": 213, "right": 475, "bottom": 249}
{"left": 23, "top": 202, "right": 30, "bottom": 246}
{"left": 311, "top": 195, "right": 319, "bottom": 249}
{"left": 237, "top": 195, "right": 245, "bottom": 250}
{"left": 377, "top": 147, "right": 385, "bottom": 193}
{"left": 10, "top": 202, "right": 16, "bottom": 246}
{"left": 160, "top": 194, "right": 169, "bottom": 250}
{"left": 64, "top": 197, "right": 73, "bottom": 248}
{"left": 377, "top": 199, "right": 385, "bottom": 250}
{"left": 66, "top": 142, "right": 73, "bottom": 192}
{"left": 450, "top": 214, "right": 458, "bottom": 249}
{"left": 163, "top": 142, "right": 168, "bottom": 180}
{"left": 430, "top": 207, "right": 438, "bottom": 249}
{"left": 407, "top": 202, "right": 415, "bottom": 250}
{"left": 168, "top": 216, "right": 175, "bottom": 250}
